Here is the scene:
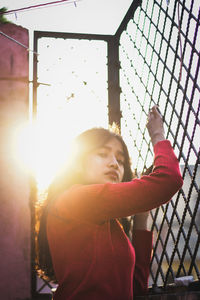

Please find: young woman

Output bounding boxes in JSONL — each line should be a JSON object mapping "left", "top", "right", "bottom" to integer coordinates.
{"left": 36, "top": 106, "right": 183, "bottom": 300}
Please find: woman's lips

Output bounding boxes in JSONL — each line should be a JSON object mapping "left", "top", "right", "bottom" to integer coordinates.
{"left": 105, "top": 171, "right": 119, "bottom": 180}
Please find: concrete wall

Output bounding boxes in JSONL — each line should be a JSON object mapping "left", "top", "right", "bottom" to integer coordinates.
{"left": 0, "top": 23, "right": 31, "bottom": 300}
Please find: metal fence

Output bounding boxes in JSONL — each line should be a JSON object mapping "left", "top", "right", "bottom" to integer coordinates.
{"left": 32, "top": 0, "right": 200, "bottom": 296}
{"left": 118, "top": 0, "right": 200, "bottom": 289}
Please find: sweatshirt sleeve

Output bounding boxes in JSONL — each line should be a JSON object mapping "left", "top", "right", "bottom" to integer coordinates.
{"left": 55, "top": 140, "right": 183, "bottom": 223}
{"left": 132, "top": 230, "right": 153, "bottom": 297}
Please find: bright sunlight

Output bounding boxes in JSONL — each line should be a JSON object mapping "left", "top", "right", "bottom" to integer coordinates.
{"left": 14, "top": 38, "right": 108, "bottom": 201}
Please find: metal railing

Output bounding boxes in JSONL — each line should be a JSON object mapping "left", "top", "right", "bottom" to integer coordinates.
{"left": 119, "top": 0, "right": 200, "bottom": 288}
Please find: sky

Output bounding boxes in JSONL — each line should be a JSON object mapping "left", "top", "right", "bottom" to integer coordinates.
{"left": 1, "top": 0, "right": 133, "bottom": 34}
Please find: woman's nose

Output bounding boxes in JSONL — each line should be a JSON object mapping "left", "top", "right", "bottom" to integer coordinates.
{"left": 108, "top": 155, "right": 119, "bottom": 169}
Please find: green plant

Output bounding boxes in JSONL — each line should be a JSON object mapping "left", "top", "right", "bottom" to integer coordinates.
{"left": 0, "top": 7, "right": 11, "bottom": 24}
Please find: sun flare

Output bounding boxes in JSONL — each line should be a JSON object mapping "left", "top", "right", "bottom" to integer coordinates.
{"left": 12, "top": 38, "right": 110, "bottom": 201}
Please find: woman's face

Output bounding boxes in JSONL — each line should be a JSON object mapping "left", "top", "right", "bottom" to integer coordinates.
{"left": 82, "top": 137, "right": 125, "bottom": 184}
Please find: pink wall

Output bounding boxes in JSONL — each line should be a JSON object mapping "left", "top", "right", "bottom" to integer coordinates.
{"left": 0, "top": 23, "right": 31, "bottom": 299}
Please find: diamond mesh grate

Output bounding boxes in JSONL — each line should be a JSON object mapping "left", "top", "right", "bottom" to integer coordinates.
{"left": 119, "top": 0, "right": 200, "bottom": 287}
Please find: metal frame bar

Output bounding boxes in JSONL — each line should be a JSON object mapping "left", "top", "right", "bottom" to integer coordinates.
{"left": 32, "top": 29, "right": 122, "bottom": 296}
{"left": 33, "top": 30, "right": 122, "bottom": 127}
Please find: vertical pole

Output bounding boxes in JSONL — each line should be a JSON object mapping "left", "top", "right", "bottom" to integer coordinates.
{"left": 33, "top": 32, "right": 38, "bottom": 119}
{"left": 107, "top": 36, "right": 121, "bottom": 129}
{"left": 31, "top": 31, "right": 38, "bottom": 297}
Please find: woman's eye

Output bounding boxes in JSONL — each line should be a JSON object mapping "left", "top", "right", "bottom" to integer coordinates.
{"left": 117, "top": 159, "right": 124, "bottom": 165}
{"left": 98, "top": 152, "right": 107, "bottom": 158}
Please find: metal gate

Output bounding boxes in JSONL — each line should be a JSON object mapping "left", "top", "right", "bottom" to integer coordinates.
{"left": 32, "top": 0, "right": 200, "bottom": 297}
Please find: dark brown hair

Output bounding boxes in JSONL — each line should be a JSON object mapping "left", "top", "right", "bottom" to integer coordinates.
{"left": 35, "top": 127, "right": 133, "bottom": 282}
